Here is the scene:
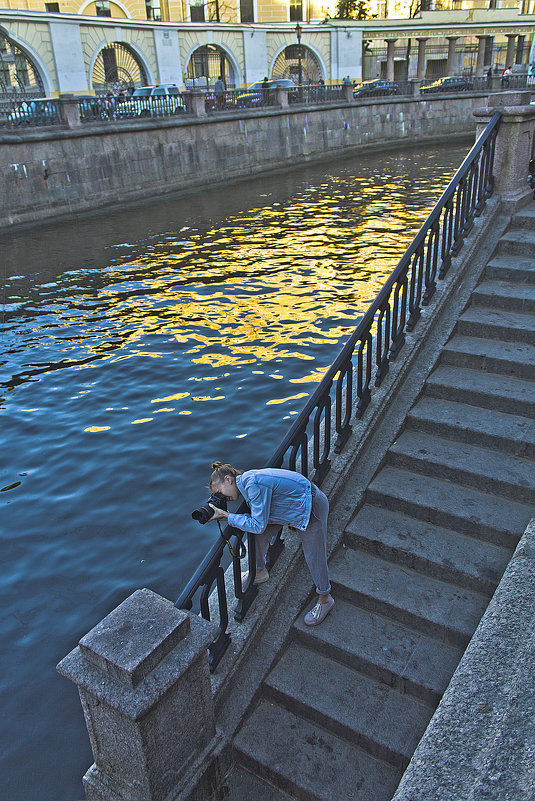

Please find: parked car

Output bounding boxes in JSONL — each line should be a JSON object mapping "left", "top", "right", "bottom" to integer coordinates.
{"left": 115, "top": 85, "right": 185, "bottom": 118}
{"left": 236, "top": 79, "right": 298, "bottom": 108}
{"left": 421, "top": 76, "right": 474, "bottom": 94}
{"left": 8, "top": 98, "right": 59, "bottom": 126}
{"left": 353, "top": 79, "right": 399, "bottom": 98}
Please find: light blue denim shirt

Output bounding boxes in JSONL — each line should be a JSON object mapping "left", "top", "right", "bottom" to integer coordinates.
{"left": 227, "top": 468, "right": 312, "bottom": 534}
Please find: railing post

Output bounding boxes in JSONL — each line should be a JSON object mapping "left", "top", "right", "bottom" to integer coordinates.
{"left": 57, "top": 588, "right": 218, "bottom": 801}
{"left": 57, "top": 94, "right": 81, "bottom": 129}
{"left": 184, "top": 91, "right": 207, "bottom": 118}
{"left": 473, "top": 90, "right": 535, "bottom": 210}
{"left": 275, "top": 87, "right": 289, "bottom": 108}
{"left": 342, "top": 82, "right": 353, "bottom": 103}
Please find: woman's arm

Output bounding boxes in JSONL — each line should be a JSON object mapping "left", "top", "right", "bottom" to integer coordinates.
{"left": 225, "top": 481, "right": 273, "bottom": 534}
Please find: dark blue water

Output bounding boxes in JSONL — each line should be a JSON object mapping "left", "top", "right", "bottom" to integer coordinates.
{"left": 0, "top": 141, "right": 469, "bottom": 801}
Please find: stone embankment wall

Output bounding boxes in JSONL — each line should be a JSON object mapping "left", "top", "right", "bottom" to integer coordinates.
{"left": 0, "top": 94, "right": 482, "bottom": 230}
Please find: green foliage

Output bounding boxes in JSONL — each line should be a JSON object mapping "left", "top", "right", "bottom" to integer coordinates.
{"left": 334, "top": 0, "right": 369, "bottom": 19}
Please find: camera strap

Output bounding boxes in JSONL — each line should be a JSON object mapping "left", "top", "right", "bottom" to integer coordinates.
{"left": 217, "top": 522, "right": 246, "bottom": 559}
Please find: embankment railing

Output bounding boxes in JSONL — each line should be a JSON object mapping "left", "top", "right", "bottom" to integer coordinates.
{"left": 175, "top": 111, "right": 501, "bottom": 672}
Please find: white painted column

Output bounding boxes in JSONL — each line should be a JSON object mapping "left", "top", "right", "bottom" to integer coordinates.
{"left": 154, "top": 28, "right": 182, "bottom": 86}
{"left": 243, "top": 28, "right": 267, "bottom": 83}
{"left": 49, "top": 21, "right": 88, "bottom": 94}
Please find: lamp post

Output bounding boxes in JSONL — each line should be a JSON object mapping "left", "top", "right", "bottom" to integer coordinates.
{"left": 295, "top": 22, "right": 303, "bottom": 88}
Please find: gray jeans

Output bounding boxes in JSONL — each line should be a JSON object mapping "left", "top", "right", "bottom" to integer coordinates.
{"left": 254, "top": 484, "right": 331, "bottom": 595}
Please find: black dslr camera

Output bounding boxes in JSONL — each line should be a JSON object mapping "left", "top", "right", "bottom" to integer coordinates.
{"left": 191, "top": 491, "right": 227, "bottom": 525}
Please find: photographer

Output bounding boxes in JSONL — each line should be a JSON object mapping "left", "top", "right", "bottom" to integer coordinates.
{"left": 207, "top": 461, "right": 334, "bottom": 626}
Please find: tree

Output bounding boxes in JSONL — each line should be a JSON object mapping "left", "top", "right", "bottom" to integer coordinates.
{"left": 333, "top": 0, "right": 369, "bottom": 19}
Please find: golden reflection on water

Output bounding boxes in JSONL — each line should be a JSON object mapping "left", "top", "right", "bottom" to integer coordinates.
{"left": 3, "top": 151, "right": 466, "bottom": 434}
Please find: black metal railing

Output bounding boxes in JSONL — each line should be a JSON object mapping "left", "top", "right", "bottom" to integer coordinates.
{"left": 1, "top": 97, "right": 60, "bottom": 128}
{"left": 294, "top": 84, "right": 344, "bottom": 104}
{"left": 175, "top": 110, "right": 502, "bottom": 672}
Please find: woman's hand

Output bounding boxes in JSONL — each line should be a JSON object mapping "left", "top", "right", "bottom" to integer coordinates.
{"left": 209, "top": 504, "right": 229, "bottom": 522}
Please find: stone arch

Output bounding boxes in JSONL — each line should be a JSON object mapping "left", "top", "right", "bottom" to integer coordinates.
{"left": 183, "top": 43, "right": 242, "bottom": 90}
{"left": 270, "top": 42, "right": 325, "bottom": 83}
{"left": 89, "top": 40, "right": 154, "bottom": 94}
{"left": 0, "top": 25, "right": 53, "bottom": 98}
{"left": 78, "top": 0, "right": 131, "bottom": 17}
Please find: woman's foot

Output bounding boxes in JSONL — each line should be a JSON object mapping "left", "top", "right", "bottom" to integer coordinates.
{"left": 304, "top": 595, "right": 334, "bottom": 626}
{"left": 241, "top": 566, "right": 269, "bottom": 589}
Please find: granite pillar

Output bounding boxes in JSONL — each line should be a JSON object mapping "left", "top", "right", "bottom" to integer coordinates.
{"left": 416, "top": 38, "right": 427, "bottom": 80}
{"left": 476, "top": 36, "right": 487, "bottom": 77}
{"left": 505, "top": 34, "right": 517, "bottom": 70}
{"left": 58, "top": 95, "right": 82, "bottom": 129}
{"left": 57, "top": 588, "right": 217, "bottom": 801}
{"left": 473, "top": 91, "right": 535, "bottom": 210}
{"left": 446, "top": 37, "right": 458, "bottom": 76}
{"left": 386, "top": 39, "right": 396, "bottom": 82}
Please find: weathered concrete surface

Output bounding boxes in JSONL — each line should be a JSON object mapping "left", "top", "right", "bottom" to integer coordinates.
{"left": 392, "top": 518, "right": 535, "bottom": 801}
{"left": 0, "top": 94, "right": 482, "bottom": 231}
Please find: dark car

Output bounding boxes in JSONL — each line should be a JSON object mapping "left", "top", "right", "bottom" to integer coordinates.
{"left": 236, "top": 79, "right": 298, "bottom": 108}
{"left": 421, "top": 76, "right": 474, "bottom": 95}
{"left": 353, "top": 79, "right": 399, "bottom": 98}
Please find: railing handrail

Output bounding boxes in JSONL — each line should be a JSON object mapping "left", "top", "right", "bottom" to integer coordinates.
{"left": 175, "top": 110, "right": 502, "bottom": 671}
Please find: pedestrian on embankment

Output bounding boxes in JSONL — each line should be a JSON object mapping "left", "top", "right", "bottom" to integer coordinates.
{"left": 208, "top": 461, "right": 334, "bottom": 626}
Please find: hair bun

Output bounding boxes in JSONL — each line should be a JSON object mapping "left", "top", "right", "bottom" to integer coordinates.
{"left": 211, "top": 460, "right": 223, "bottom": 469}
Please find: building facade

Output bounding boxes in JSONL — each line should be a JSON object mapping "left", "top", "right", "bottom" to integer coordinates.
{"left": 0, "top": 8, "right": 533, "bottom": 96}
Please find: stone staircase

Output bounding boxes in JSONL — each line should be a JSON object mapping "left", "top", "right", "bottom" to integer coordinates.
{"left": 225, "top": 204, "right": 535, "bottom": 801}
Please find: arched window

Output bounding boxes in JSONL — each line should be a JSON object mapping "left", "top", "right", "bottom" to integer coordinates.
{"left": 185, "top": 45, "right": 236, "bottom": 89}
{"left": 92, "top": 42, "right": 148, "bottom": 95}
{"left": 272, "top": 45, "right": 322, "bottom": 84}
{"left": 0, "top": 29, "right": 45, "bottom": 101}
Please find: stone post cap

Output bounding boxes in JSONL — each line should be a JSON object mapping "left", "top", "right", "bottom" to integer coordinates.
{"left": 486, "top": 90, "right": 533, "bottom": 108}
{"left": 78, "top": 588, "right": 190, "bottom": 688}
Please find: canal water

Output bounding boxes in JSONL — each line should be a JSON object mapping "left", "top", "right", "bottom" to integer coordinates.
{"left": 1, "top": 140, "right": 469, "bottom": 801}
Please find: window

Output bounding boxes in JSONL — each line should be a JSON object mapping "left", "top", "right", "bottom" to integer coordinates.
{"left": 240, "top": 0, "right": 254, "bottom": 21}
{"left": 190, "top": 0, "right": 205, "bottom": 20}
{"left": 95, "top": 0, "right": 111, "bottom": 15}
{"left": 289, "top": 0, "right": 302, "bottom": 20}
{"left": 145, "top": 0, "right": 161, "bottom": 19}
{"left": 45, "top": 2, "right": 60, "bottom": 10}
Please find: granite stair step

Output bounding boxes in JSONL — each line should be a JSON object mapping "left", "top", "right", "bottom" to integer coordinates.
{"left": 387, "top": 430, "right": 535, "bottom": 504}
{"left": 328, "top": 546, "right": 488, "bottom": 648}
{"left": 234, "top": 700, "right": 402, "bottom": 801}
{"left": 484, "top": 255, "right": 535, "bottom": 285}
{"left": 264, "top": 642, "right": 434, "bottom": 771}
{"left": 366, "top": 466, "right": 531, "bottom": 549}
{"left": 471, "top": 279, "right": 535, "bottom": 314}
{"left": 440, "top": 334, "right": 535, "bottom": 381}
{"left": 456, "top": 305, "right": 535, "bottom": 346}
{"left": 496, "top": 229, "right": 535, "bottom": 258}
{"left": 292, "top": 597, "right": 463, "bottom": 707}
{"left": 509, "top": 204, "right": 535, "bottom": 231}
{"left": 425, "top": 364, "right": 535, "bottom": 418}
{"left": 345, "top": 504, "right": 510, "bottom": 596}
{"left": 220, "top": 765, "right": 295, "bottom": 801}
{"left": 406, "top": 396, "right": 535, "bottom": 459}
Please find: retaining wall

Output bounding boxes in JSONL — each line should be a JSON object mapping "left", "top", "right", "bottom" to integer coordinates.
{"left": 0, "top": 94, "right": 484, "bottom": 230}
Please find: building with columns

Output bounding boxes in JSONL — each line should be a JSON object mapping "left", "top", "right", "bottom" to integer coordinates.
{"left": 0, "top": 7, "right": 533, "bottom": 96}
